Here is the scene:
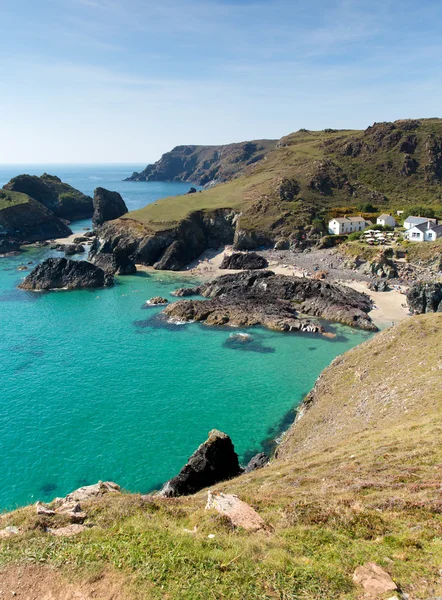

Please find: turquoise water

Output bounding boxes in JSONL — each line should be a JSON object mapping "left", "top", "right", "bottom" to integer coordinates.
{"left": 0, "top": 165, "right": 373, "bottom": 511}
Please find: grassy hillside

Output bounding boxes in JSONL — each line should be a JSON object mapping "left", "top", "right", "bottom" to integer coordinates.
{"left": 0, "top": 189, "right": 31, "bottom": 211}
{"left": 2, "top": 314, "right": 442, "bottom": 599}
{"left": 122, "top": 119, "right": 442, "bottom": 242}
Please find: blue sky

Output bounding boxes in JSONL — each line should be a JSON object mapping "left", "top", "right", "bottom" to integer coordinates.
{"left": 1, "top": 0, "right": 442, "bottom": 163}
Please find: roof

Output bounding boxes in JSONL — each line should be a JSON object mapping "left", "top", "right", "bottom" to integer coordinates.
{"left": 378, "top": 214, "right": 394, "bottom": 220}
{"left": 404, "top": 216, "right": 434, "bottom": 226}
{"left": 429, "top": 224, "right": 442, "bottom": 233}
{"left": 409, "top": 223, "right": 428, "bottom": 233}
{"left": 330, "top": 216, "right": 367, "bottom": 224}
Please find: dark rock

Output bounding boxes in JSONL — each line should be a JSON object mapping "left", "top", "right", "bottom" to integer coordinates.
{"left": 368, "top": 278, "right": 390, "bottom": 292}
{"left": 160, "top": 430, "right": 242, "bottom": 497}
{"left": 187, "top": 187, "right": 197, "bottom": 194}
{"left": 400, "top": 154, "right": 418, "bottom": 176}
{"left": 0, "top": 238, "right": 21, "bottom": 254}
{"left": 73, "top": 236, "right": 89, "bottom": 243}
{"left": 278, "top": 178, "right": 300, "bottom": 201}
{"left": 83, "top": 230, "right": 97, "bottom": 239}
{"left": 366, "top": 251, "right": 398, "bottom": 279}
{"left": 163, "top": 271, "right": 377, "bottom": 332}
{"left": 171, "top": 286, "right": 201, "bottom": 297}
{"left": 64, "top": 244, "right": 85, "bottom": 256}
{"left": 407, "top": 282, "right": 442, "bottom": 314}
{"left": 274, "top": 240, "right": 290, "bottom": 250}
{"left": 19, "top": 258, "right": 114, "bottom": 290}
{"left": 3, "top": 173, "right": 93, "bottom": 220}
{"left": 144, "top": 296, "right": 168, "bottom": 306}
{"left": 244, "top": 453, "right": 269, "bottom": 473}
{"left": 220, "top": 252, "right": 268, "bottom": 270}
{"left": 92, "top": 187, "right": 128, "bottom": 227}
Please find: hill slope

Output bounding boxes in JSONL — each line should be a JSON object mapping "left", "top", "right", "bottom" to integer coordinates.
{"left": 2, "top": 314, "right": 442, "bottom": 599}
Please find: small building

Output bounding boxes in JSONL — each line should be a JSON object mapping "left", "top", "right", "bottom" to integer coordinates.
{"left": 405, "top": 221, "right": 442, "bottom": 242}
{"left": 403, "top": 216, "right": 437, "bottom": 230}
{"left": 328, "top": 216, "right": 368, "bottom": 235}
{"left": 376, "top": 214, "right": 396, "bottom": 228}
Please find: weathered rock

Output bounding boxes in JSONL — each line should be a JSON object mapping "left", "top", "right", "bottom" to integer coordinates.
{"left": 48, "top": 524, "right": 88, "bottom": 537}
{"left": 55, "top": 501, "right": 87, "bottom": 523}
{"left": 0, "top": 526, "right": 20, "bottom": 538}
{"left": 19, "top": 258, "right": 114, "bottom": 290}
{"left": 144, "top": 296, "right": 168, "bottom": 306}
{"left": 407, "top": 282, "right": 442, "bottom": 313}
{"left": 163, "top": 271, "right": 376, "bottom": 332}
{"left": 353, "top": 562, "right": 397, "bottom": 596}
{"left": 274, "top": 239, "right": 290, "bottom": 250}
{"left": 171, "top": 286, "right": 202, "bottom": 297}
{"left": 92, "top": 187, "right": 128, "bottom": 227}
{"left": 160, "top": 430, "right": 242, "bottom": 497}
{"left": 0, "top": 238, "right": 21, "bottom": 254}
{"left": 205, "top": 491, "right": 266, "bottom": 531}
{"left": 83, "top": 230, "right": 97, "bottom": 238}
{"left": 220, "top": 252, "right": 268, "bottom": 270}
{"left": 64, "top": 481, "right": 120, "bottom": 503}
{"left": 368, "top": 278, "right": 390, "bottom": 292}
{"left": 73, "top": 236, "right": 89, "bottom": 243}
{"left": 244, "top": 453, "right": 269, "bottom": 473}
{"left": 366, "top": 251, "right": 398, "bottom": 279}
{"left": 36, "top": 501, "right": 55, "bottom": 516}
{"left": 64, "top": 243, "right": 85, "bottom": 256}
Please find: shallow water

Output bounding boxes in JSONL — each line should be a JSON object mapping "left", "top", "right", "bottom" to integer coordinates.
{"left": 0, "top": 166, "right": 373, "bottom": 511}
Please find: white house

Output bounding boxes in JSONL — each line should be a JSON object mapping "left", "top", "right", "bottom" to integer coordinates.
{"left": 376, "top": 214, "right": 396, "bottom": 228}
{"left": 403, "top": 216, "right": 437, "bottom": 230}
{"left": 328, "top": 216, "right": 368, "bottom": 235}
{"left": 405, "top": 221, "right": 442, "bottom": 242}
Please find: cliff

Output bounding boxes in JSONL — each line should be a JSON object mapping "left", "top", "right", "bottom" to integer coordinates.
{"left": 92, "top": 118, "right": 442, "bottom": 271}
{"left": 125, "top": 140, "right": 276, "bottom": 186}
{"left": 3, "top": 173, "right": 93, "bottom": 221}
{"left": 2, "top": 314, "right": 442, "bottom": 599}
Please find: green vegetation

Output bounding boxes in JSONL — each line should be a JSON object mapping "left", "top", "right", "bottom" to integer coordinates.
{"left": 2, "top": 314, "right": 442, "bottom": 598}
{"left": 402, "top": 205, "right": 436, "bottom": 220}
{"left": 0, "top": 190, "right": 31, "bottom": 211}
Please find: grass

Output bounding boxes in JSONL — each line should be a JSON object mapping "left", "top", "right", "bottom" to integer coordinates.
{"left": 2, "top": 314, "right": 442, "bottom": 598}
{"left": 0, "top": 190, "right": 31, "bottom": 211}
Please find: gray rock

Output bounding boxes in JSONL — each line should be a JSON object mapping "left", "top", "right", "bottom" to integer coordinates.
{"left": 244, "top": 452, "right": 269, "bottom": 473}
{"left": 220, "top": 252, "right": 268, "bottom": 270}
{"left": 92, "top": 187, "right": 128, "bottom": 227}
{"left": 19, "top": 258, "right": 114, "bottom": 290}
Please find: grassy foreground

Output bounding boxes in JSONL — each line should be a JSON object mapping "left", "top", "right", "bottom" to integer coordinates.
{"left": 1, "top": 314, "right": 442, "bottom": 598}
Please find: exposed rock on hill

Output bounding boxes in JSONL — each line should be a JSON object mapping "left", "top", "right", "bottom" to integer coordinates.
{"left": 220, "top": 251, "right": 268, "bottom": 270}
{"left": 0, "top": 191, "right": 72, "bottom": 242}
{"left": 125, "top": 140, "right": 276, "bottom": 186}
{"left": 4, "top": 173, "right": 93, "bottom": 220}
{"left": 164, "top": 271, "right": 376, "bottom": 331}
{"left": 19, "top": 258, "right": 114, "bottom": 290}
{"left": 160, "top": 430, "right": 242, "bottom": 497}
{"left": 92, "top": 187, "right": 128, "bottom": 227}
{"left": 407, "top": 282, "right": 442, "bottom": 313}
{"left": 0, "top": 238, "right": 21, "bottom": 254}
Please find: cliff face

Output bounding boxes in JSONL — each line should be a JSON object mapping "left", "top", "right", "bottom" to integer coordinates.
{"left": 92, "top": 187, "right": 128, "bottom": 227}
{"left": 125, "top": 140, "right": 276, "bottom": 186}
{"left": 3, "top": 173, "right": 93, "bottom": 221}
{"left": 0, "top": 190, "right": 71, "bottom": 242}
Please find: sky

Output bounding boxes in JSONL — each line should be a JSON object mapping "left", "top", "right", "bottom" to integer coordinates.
{"left": 1, "top": 0, "right": 442, "bottom": 163}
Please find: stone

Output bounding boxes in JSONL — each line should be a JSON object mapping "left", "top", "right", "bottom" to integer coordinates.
{"left": 48, "top": 524, "right": 88, "bottom": 537}
{"left": 36, "top": 502, "right": 55, "bottom": 516}
{"left": 220, "top": 252, "right": 268, "bottom": 270}
{"left": 353, "top": 562, "right": 397, "bottom": 596}
{"left": 171, "top": 286, "right": 201, "bottom": 297}
{"left": 407, "top": 282, "right": 442, "bottom": 314}
{"left": 205, "top": 491, "right": 266, "bottom": 531}
{"left": 0, "top": 526, "right": 20, "bottom": 538}
{"left": 368, "top": 278, "right": 390, "bottom": 292}
{"left": 55, "top": 501, "right": 87, "bottom": 523}
{"left": 65, "top": 481, "right": 120, "bottom": 503}
{"left": 144, "top": 296, "right": 168, "bottom": 306}
{"left": 92, "top": 187, "right": 128, "bottom": 227}
{"left": 19, "top": 258, "right": 114, "bottom": 290}
{"left": 244, "top": 453, "right": 269, "bottom": 473}
{"left": 160, "top": 430, "right": 242, "bottom": 497}
{"left": 64, "top": 243, "right": 84, "bottom": 256}
{"left": 73, "top": 236, "right": 89, "bottom": 243}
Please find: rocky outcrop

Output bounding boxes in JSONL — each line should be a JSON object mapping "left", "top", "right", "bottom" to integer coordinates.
{"left": 368, "top": 278, "right": 390, "bottom": 292}
{"left": 64, "top": 244, "right": 85, "bottom": 255}
{"left": 92, "top": 187, "right": 128, "bottom": 227}
{"left": 3, "top": 173, "right": 93, "bottom": 220}
{"left": 160, "top": 430, "right": 242, "bottom": 497}
{"left": 365, "top": 250, "right": 398, "bottom": 279}
{"left": 19, "top": 258, "right": 114, "bottom": 290}
{"left": 244, "top": 453, "right": 269, "bottom": 473}
{"left": 144, "top": 296, "right": 168, "bottom": 306}
{"left": 0, "top": 238, "right": 21, "bottom": 254}
{"left": 90, "top": 209, "right": 239, "bottom": 273}
{"left": 125, "top": 140, "right": 276, "bottom": 186}
{"left": 205, "top": 491, "right": 266, "bottom": 532}
{"left": 407, "top": 282, "right": 442, "bottom": 313}
{"left": 164, "top": 271, "right": 376, "bottom": 331}
{"left": 220, "top": 252, "right": 268, "bottom": 270}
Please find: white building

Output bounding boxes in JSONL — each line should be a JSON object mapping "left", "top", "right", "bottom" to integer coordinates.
{"left": 376, "top": 214, "right": 396, "bottom": 228}
{"left": 403, "top": 216, "right": 437, "bottom": 230}
{"left": 405, "top": 221, "right": 442, "bottom": 242}
{"left": 328, "top": 216, "right": 368, "bottom": 235}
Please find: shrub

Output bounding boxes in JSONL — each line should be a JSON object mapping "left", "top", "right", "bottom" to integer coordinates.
{"left": 358, "top": 202, "right": 377, "bottom": 213}
{"left": 402, "top": 206, "right": 435, "bottom": 220}
{"left": 348, "top": 231, "right": 363, "bottom": 241}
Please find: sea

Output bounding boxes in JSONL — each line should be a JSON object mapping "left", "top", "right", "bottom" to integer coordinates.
{"left": 0, "top": 164, "right": 373, "bottom": 511}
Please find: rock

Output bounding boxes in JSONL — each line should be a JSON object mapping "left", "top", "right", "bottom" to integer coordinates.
{"left": 0, "top": 526, "right": 20, "bottom": 538}
{"left": 64, "top": 481, "right": 120, "bottom": 502}
{"left": 205, "top": 491, "right": 266, "bottom": 532}
{"left": 366, "top": 251, "right": 398, "bottom": 279}
{"left": 278, "top": 177, "right": 300, "bottom": 201}
{"left": 171, "top": 286, "right": 202, "bottom": 297}
{"left": 55, "top": 501, "right": 87, "bottom": 523}
{"left": 3, "top": 173, "right": 93, "bottom": 220}
{"left": 407, "top": 282, "right": 442, "bottom": 314}
{"left": 274, "top": 240, "right": 290, "bottom": 250}
{"left": 144, "top": 296, "right": 168, "bottom": 306}
{"left": 19, "top": 258, "right": 114, "bottom": 290}
{"left": 353, "top": 562, "right": 397, "bottom": 596}
{"left": 83, "top": 230, "right": 97, "bottom": 238}
{"left": 163, "top": 271, "right": 377, "bottom": 332}
{"left": 368, "top": 278, "right": 390, "bottom": 292}
{"left": 64, "top": 244, "right": 85, "bottom": 255}
{"left": 48, "top": 524, "right": 88, "bottom": 537}
{"left": 160, "top": 430, "right": 242, "bottom": 497}
{"left": 0, "top": 238, "right": 21, "bottom": 254}
{"left": 220, "top": 252, "right": 268, "bottom": 270}
{"left": 36, "top": 501, "right": 55, "bottom": 516}
{"left": 73, "top": 236, "right": 89, "bottom": 243}
{"left": 244, "top": 453, "right": 269, "bottom": 473}
{"left": 92, "top": 187, "right": 128, "bottom": 227}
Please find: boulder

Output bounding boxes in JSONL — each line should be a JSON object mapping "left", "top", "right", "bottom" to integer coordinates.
{"left": 64, "top": 244, "right": 85, "bottom": 256}
{"left": 407, "top": 282, "right": 442, "bottom": 314}
{"left": 220, "top": 252, "right": 268, "bottom": 270}
{"left": 144, "top": 296, "right": 168, "bottom": 306}
{"left": 368, "top": 278, "right": 390, "bottom": 292}
{"left": 244, "top": 453, "right": 269, "bottom": 473}
{"left": 353, "top": 562, "right": 397, "bottom": 596}
{"left": 171, "top": 286, "right": 202, "bottom": 297}
{"left": 19, "top": 258, "right": 114, "bottom": 290}
{"left": 92, "top": 187, "right": 128, "bottom": 227}
{"left": 48, "top": 524, "right": 88, "bottom": 537}
{"left": 205, "top": 491, "right": 266, "bottom": 531}
{"left": 64, "top": 481, "right": 120, "bottom": 503}
{"left": 73, "top": 236, "right": 89, "bottom": 243}
{"left": 160, "top": 430, "right": 242, "bottom": 497}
